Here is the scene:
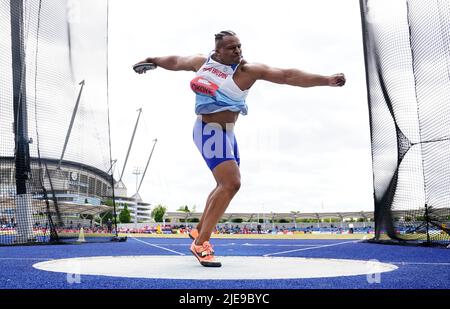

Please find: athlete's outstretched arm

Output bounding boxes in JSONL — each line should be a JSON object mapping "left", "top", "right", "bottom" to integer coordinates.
{"left": 243, "top": 63, "right": 346, "bottom": 88}
{"left": 134, "top": 55, "right": 206, "bottom": 72}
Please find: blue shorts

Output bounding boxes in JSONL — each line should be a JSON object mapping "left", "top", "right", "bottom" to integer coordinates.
{"left": 193, "top": 118, "right": 240, "bottom": 171}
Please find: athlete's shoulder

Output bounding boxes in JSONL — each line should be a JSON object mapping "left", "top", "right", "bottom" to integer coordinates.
{"left": 239, "top": 61, "right": 268, "bottom": 77}
{"left": 189, "top": 54, "right": 208, "bottom": 71}
{"left": 192, "top": 53, "right": 208, "bottom": 61}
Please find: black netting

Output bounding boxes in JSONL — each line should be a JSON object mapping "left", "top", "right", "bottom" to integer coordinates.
{"left": 1, "top": 0, "right": 120, "bottom": 245}
{"left": 360, "top": 0, "right": 450, "bottom": 245}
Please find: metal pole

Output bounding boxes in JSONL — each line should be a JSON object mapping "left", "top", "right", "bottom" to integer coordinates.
{"left": 11, "top": 0, "right": 33, "bottom": 242}
{"left": 119, "top": 108, "right": 142, "bottom": 182}
{"left": 58, "top": 80, "right": 85, "bottom": 169}
{"left": 425, "top": 204, "right": 430, "bottom": 244}
{"left": 137, "top": 138, "right": 157, "bottom": 193}
{"left": 132, "top": 167, "right": 142, "bottom": 228}
{"left": 134, "top": 193, "right": 138, "bottom": 229}
{"left": 105, "top": 0, "right": 119, "bottom": 237}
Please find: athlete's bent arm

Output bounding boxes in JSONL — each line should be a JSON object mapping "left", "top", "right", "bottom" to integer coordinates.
{"left": 243, "top": 63, "right": 346, "bottom": 88}
{"left": 134, "top": 55, "right": 206, "bottom": 72}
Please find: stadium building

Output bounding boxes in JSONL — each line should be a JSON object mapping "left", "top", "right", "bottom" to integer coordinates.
{"left": 114, "top": 181, "right": 152, "bottom": 223}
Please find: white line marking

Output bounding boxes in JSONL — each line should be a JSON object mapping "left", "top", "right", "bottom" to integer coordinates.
{"left": 32, "top": 256, "right": 398, "bottom": 279}
{"left": 131, "top": 237, "right": 185, "bottom": 256}
{"left": 263, "top": 240, "right": 361, "bottom": 257}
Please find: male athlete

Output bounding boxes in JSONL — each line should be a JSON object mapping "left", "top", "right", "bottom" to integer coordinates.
{"left": 134, "top": 30, "right": 346, "bottom": 267}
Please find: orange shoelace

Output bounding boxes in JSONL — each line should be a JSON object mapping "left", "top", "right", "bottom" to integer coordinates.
{"left": 196, "top": 241, "right": 214, "bottom": 257}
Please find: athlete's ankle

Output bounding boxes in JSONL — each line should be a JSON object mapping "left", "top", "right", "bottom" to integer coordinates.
{"left": 195, "top": 238, "right": 208, "bottom": 246}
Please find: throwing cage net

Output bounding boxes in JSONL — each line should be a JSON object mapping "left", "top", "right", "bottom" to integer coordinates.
{"left": 0, "top": 0, "right": 121, "bottom": 245}
{"left": 360, "top": 0, "right": 450, "bottom": 245}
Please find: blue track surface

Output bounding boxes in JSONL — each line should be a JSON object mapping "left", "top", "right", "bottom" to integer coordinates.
{"left": 0, "top": 237, "right": 449, "bottom": 289}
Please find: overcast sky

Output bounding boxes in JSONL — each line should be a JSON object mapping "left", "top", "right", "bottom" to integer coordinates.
{"left": 107, "top": 0, "right": 374, "bottom": 214}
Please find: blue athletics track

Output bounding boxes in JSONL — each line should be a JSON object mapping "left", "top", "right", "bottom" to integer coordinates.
{"left": 0, "top": 235, "right": 449, "bottom": 289}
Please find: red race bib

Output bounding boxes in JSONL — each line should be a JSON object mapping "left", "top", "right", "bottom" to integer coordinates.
{"left": 190, "top": 77, "right": 219, "bottom": 96}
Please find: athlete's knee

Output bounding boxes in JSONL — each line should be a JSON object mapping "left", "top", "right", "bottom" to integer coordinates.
{"left": 220, "top": 177, "right": 241, "bottom": 194}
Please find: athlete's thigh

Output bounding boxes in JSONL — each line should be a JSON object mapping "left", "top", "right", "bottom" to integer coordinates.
{"left": 211, "top": 160, "right": 240, "bottom": 185}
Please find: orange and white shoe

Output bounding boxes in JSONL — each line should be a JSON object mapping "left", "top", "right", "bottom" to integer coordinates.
{"left": 190, "top": 240, "right": 222, "bottom": 267}
{"left": 189, "top": 228, "right": 199, "bottom": 240}
{"left": 188, "top": 229, "right": 215, "bottom": 255}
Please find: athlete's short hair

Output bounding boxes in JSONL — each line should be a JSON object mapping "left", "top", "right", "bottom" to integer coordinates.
{"left": 215, "top": 30, "right": 236, "bottom": 47}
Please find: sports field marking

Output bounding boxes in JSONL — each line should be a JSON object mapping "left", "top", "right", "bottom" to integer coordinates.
{"left": 263, "top": 240, "right": 361, "bottom": 257}
{"left": 131, "top": 237, "right": 185, "bottom": 256}
{"left": 33, "top": 256, "right": 398, "bottom": 280}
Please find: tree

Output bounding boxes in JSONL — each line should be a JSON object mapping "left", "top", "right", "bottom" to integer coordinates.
{"left": 103, "top": 199, "right": 114, "bottom": 207}
{"left": 152, "top": 204, "right": 167, "bottom": 223}
{"left": 99, "top": 199, "right": 117, "bottom": 224}
{"left": 177, "top": 205, "right": 197, "bottom": 213}
{"left": 177, "top": 205, "right": 190, "bottom": 212}
{"left": 97, "top": 210, "right": 115, "bottom": 225}
{"left": 296, "top": 218, "right": 320, "bottom": 223}
{"left": 119, "top": 205, "right": 131, "bottom": 223}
